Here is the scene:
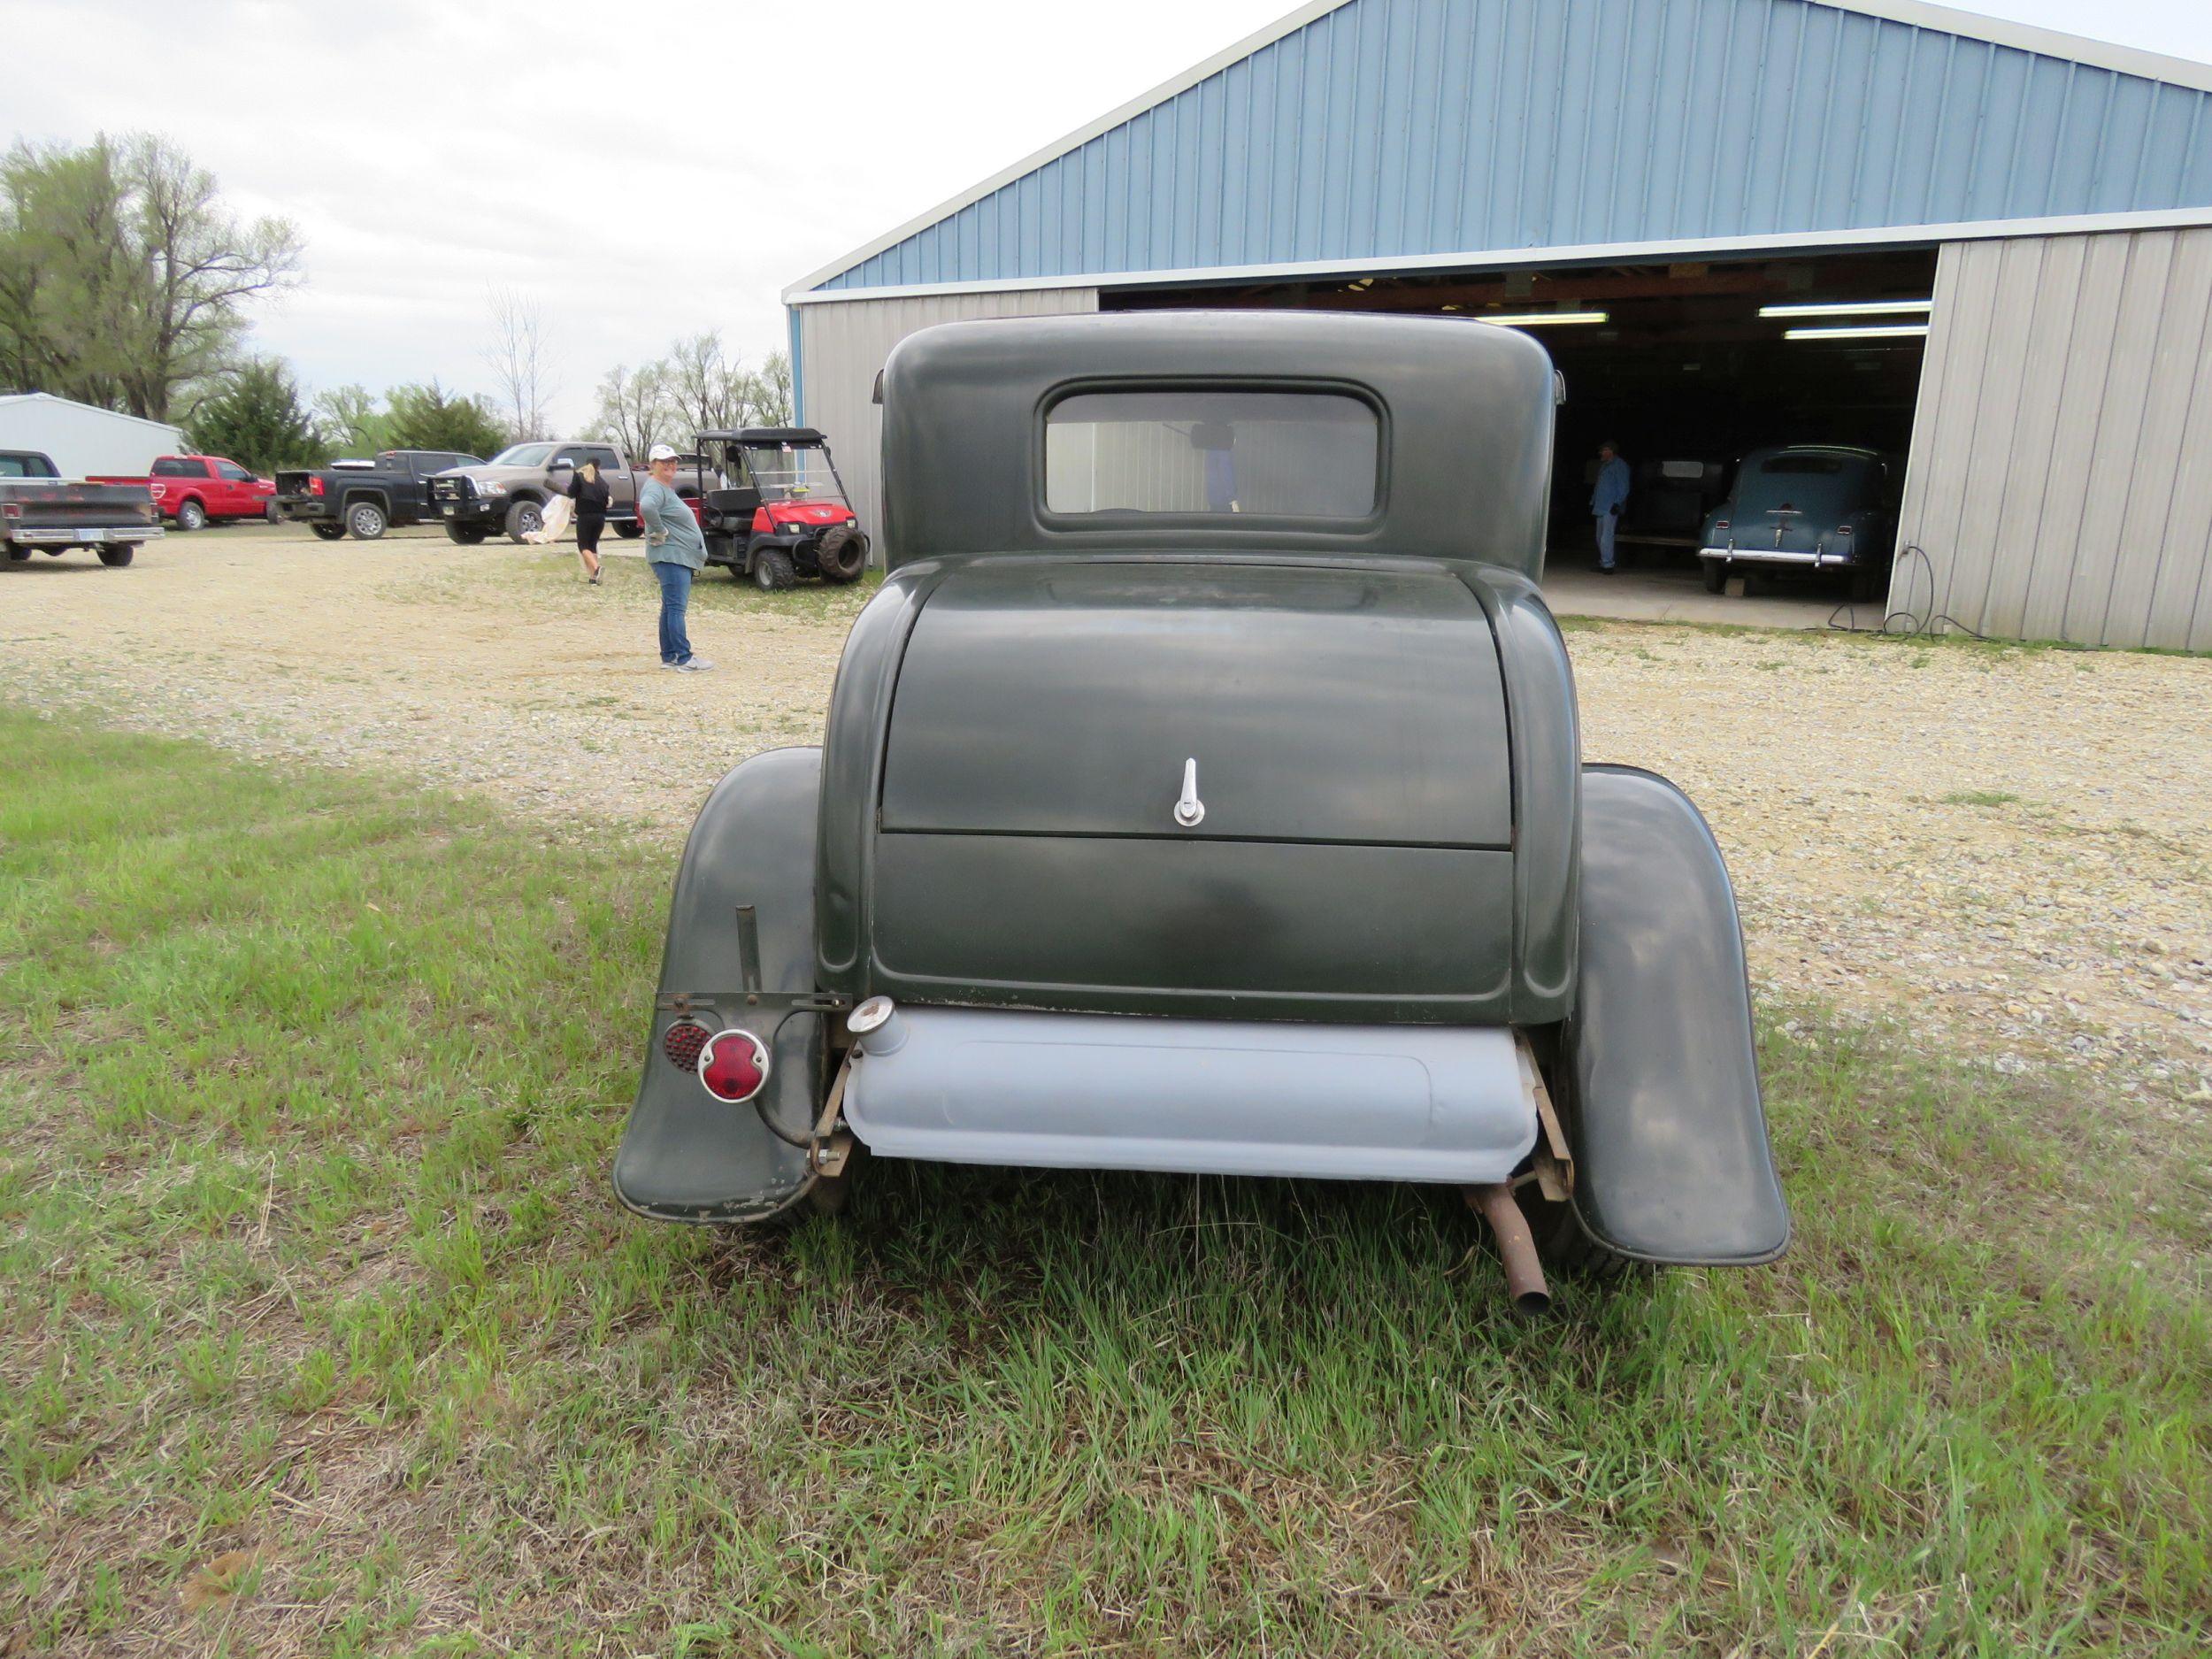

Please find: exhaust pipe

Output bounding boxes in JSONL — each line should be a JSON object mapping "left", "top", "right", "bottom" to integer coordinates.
{"left": 1467, "top": 1183, "right": 1551, "bottom": 1316}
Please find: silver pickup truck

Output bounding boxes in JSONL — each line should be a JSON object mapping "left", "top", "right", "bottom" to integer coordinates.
{"left": 427, "top": 440, "right": 643, "bottom": 544}
{"left": 1, "top": 449, "right": 162, "bottom": 567}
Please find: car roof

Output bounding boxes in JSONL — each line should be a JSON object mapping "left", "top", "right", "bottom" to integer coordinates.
{"left": 876, "top": 310, "right": 1555, "bottom": 576}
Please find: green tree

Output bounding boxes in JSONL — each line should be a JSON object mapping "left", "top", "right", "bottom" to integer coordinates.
{"left": 186, "top": 357, "right": 322, "bottom": 474}
{"left": 0, "top": 134, "right": 300, "bottom": 422}
{"left": 313, "top": 383, "right": 391, "bottom": 456}
{"left": 385, "top": 380, "right": 507, "bottom": 459}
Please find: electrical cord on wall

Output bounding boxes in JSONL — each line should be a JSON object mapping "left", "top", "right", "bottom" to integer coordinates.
{"left": 1826, "top": 544, "right": 1991, "bottom": 641}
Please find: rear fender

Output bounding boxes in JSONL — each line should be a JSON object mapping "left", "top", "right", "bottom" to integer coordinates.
{"left": 612, "top": 747, "right": 828, "bottom": 1223}
{"left": 1562, "top": 764, "right": 1789, "bottom": 1265}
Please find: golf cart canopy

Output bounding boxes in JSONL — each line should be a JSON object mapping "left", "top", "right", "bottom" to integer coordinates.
{"left": 696, "top": 428, "right": 829, "bottom": 446}
{"left": 874, "top": 310, "right": 1557, "bottom": 577}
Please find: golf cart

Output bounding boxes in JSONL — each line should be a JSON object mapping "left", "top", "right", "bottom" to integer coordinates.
{"left": 695, "top": 428, "right": 869, "bottom": 589}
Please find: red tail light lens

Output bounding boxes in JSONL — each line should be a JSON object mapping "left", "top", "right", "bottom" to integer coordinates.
{"left": 697, "top": 1029, "right": 770, "bottom": 1102}
{"left": 662, "top": 1018, "right": 710, "bottom": 1072}
{"left": 1714, "top": 519, "right": 1730, "bottom": 532}
{"left": 309, "top": 476, "right": 324, "bottom": 496}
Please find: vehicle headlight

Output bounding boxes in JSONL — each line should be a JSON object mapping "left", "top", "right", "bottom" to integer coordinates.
{"left": 843, "top": 517, "right": 856, "bottom": 528}
{"left": 480, "top": 480, "right": 507, "bottom": 495}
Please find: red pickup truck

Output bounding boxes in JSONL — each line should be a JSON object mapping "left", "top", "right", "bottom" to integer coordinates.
{"left": 88, "top": 455, "right": 276, "bottom": 531}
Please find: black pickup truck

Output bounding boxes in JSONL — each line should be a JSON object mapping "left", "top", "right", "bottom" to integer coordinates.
{"left": 2, "top": 449, "right": 162, "bottom": 567}
{"left": 272, "top": 449, "right": 485, "bottom": 541}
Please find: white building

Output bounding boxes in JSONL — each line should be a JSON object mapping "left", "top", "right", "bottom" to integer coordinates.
{"left": 0, "top": 393, "right": 185, "bottom": 480}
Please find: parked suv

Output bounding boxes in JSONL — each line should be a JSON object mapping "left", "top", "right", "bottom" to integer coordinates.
{"left": 428, "top": 441, "right": 641, "bottom": 544}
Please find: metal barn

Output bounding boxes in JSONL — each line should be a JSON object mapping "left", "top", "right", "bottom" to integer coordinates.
{"left": 785, "top": 0, "right": 2212, "bottom": 648}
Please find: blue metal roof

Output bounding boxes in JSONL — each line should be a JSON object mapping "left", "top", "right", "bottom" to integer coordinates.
{"left": 803, "top": 0, "right": 2212, "bottom": 295}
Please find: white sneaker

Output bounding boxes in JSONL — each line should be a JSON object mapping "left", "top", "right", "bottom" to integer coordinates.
{"left": 676, "top": 657, "right": 714, "bottom": 672}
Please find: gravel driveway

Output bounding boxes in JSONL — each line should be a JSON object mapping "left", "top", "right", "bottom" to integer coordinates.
{"left": 6, "top": 526, "right": 2208, "bottom": 1104}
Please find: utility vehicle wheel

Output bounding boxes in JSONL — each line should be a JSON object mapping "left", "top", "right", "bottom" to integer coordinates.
{"left": 504, "top": 500, "right": 543, "bottom": 542}
{"left": 175, "top": 498, "right": 207, "bottom": 532}
{"left": 1701, "top": 558, "right": 1728, "bottom": 595}
{"left": 98, "top": 544, "right": 136, "bottom": 567}
{"left": 614, "top": 520, "right": 643, "bottom": 539}
{"left": 446, "top": 525, "right": 488, "bottom": 546}
{"left": 751, "top": 549, "right": 796, "bottom": 592}
{"left": 815, "top": 525, "right": 865, "bottom": 583}
{"left": 310, "top": 522, "right": 348, "bottom": 541}
{"left": 347, "top": 501, "right": 388, "bottom": 541}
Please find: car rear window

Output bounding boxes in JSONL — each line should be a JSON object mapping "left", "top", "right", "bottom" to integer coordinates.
{"left": 1044, "top": 390, "right": 1379, "bottom": 518}
{"left": 152, "top": 457, "right": 197, "bottom": 477}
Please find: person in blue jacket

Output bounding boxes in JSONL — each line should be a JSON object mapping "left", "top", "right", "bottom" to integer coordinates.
{"left": 1590, "top": 441, "right": 1631, "bottom": 574}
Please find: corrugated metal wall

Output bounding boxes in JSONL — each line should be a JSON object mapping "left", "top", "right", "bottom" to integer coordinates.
{"left": 1896, "top": 226, "right": 2212, "bottom": 649}
{"left": 795, "top": 288, "right": 1100, "bottom": 557}
{"left": 821, "top": 0, "right": 2212, "bottom": 292}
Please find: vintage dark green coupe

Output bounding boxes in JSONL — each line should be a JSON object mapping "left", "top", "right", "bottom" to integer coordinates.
{"left": 615, "top": 311, "right": 1787, "bottom": 1310}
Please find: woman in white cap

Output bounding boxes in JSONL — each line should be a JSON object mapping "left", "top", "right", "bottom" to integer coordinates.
{"left": 639, "top": 444, "right": 711, "bottom": 672}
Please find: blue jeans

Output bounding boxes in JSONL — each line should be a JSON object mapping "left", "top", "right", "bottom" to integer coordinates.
{"left": 1594, "top": 512, "right": 1618, "bottom": 570}
{"left": 651, "top": 558, "right": 694, "bottom": 664}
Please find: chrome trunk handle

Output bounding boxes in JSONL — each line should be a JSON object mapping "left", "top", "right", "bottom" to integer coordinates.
{"left": 1173, "top": 757, "right": 1205, "bottom": 828}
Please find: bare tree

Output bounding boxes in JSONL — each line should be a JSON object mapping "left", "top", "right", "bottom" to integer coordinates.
{"left": 484, "top": 285, "right": 555, "bottom": 441}
{"left": 589, "top": 360, "right": 675, "bottom": 462}
{"left": 664, "top": 331, "right": 749, "bottom": 434}
{"left": 743, "top": 349, "right": 795, "bottom": 426}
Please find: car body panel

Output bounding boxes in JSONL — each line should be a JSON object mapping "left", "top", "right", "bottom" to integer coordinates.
{"left": 1563, "top": 765, "right": 1790, "bottom": 1264}
{"left": 611, "top": 748, "right": 826, "bottom": 1223}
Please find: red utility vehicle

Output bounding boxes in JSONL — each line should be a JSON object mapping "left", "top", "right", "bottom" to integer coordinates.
{"left": 88, "top": 456, "right": 276, "bottom": 531}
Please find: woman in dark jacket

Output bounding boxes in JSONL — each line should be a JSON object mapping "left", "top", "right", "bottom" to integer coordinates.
{"left": 568, "top": 458, "right": 612, "bottom": 583}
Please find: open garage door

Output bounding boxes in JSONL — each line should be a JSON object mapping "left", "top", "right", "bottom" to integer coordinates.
{"left": 1110, "top": 250, "right": 1935, "bottom": 617}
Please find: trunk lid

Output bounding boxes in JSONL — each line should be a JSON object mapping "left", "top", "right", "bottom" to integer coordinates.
{"left": 882, "top": 561, "right": 1510, "bottom": 847}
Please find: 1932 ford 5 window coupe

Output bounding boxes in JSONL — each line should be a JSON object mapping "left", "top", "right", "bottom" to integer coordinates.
{"left": 615, "top": 311, "right": 1788, "bottom": 1310}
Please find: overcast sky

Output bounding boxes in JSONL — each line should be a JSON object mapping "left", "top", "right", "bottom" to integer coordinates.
{"left": 11, "top": 0, "right": 2211, "bottom": 433}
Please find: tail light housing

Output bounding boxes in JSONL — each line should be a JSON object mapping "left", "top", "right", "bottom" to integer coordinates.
{"left": 309, "top": 476, "right": 325, "bottom": 496}
{"left": 696, "top": 1029, "right": 770, "bottom": 1103}
{"left": 662, "top": 1018, "right": 769, "bottom": 1103}
{"left": 2, "top": 502, "right": 20, "bottom": 521}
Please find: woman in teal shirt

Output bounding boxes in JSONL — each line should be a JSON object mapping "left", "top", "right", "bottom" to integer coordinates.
{"left": 640, "top": 444, "right": 712, "bottom": 672}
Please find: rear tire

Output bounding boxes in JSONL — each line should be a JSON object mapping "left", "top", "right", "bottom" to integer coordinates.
{"left": 310, "top": 522, "right": 347, "bottom": 541}
{"left": 446, "top": 525, "right": 488, "bottom": 546}
{"left": 346, "top": 501, "right": 388, "bottom": 541}
{"left": 815, "top": 525, "right": 865, "bottom": 583}
{"left": 175, "top": 498, "right": 207, "bottom": 532}
{"left": 614, "top": 519, "right": 643, "bottom": 539}
{"left": 751, "top": 548, "right": 796, "bottom": 592}
{"left": 98, "top": 544, "right": 136, "bottom": 567}
{"left": 265, "top": 502, "right": 282, "bottom": 525}
{"left": 504, "top": 500, "right": 543, "bottom": 542}
{"left": 1701, "top": 558, "right": 1728, "bottom": 595}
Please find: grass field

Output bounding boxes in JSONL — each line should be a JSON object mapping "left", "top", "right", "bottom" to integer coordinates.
{"left": 3, "top": 705, "right": 2207, "bottom": 1656}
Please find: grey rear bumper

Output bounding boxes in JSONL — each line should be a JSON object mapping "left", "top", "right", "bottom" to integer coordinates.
{"left": 842, "top": 1007, "right": 1538, "bottom": 1183}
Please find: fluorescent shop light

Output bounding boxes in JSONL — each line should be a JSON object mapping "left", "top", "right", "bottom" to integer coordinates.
{"left": 1782, "top": 324, "right": 1932, "bottom": 341}
{"left": 1476, "top": 311, "right": 1609, "bottom": 326}
{"left": 1760, "top": 299, "right": 1934, "bottom": 318}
